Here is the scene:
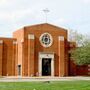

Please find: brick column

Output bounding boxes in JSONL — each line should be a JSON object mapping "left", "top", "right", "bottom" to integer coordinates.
{"left": 12, "top": 41, "right": 18, "bottom": 76}
{"left": 28, "top": 34, "right": 35, "bottom": 76}
{"left": 21, "top": 39, "right": 24, "bottom": 76}
{"left": 58, "top": 36, "right": 65, "bottom": 77}
{"left": 0, "top": 40, "right": 3, "bottom": 76}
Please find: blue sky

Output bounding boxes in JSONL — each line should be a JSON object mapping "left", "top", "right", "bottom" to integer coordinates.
{"left": 0, "top": 0, "right": 90, "bottom": 37}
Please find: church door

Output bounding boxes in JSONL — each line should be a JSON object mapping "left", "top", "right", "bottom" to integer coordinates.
{"left": 42, "top": 58, "right": 51, "bottom": 76}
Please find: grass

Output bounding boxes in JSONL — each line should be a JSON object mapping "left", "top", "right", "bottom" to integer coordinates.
{"left": 0, "top": 81, "right": 90, "bottom": 90}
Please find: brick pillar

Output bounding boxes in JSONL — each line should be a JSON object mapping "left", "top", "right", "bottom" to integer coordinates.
{"left": 12, "top": 41, "right": 18, "bottom": 76}
{"left": 28, "top": 34, "right": 35, "bottom": 76}
{"left": 21, "top": 39, "right": 24, "bottom": 76}
{"left": 0, "top": 40, "right": 3, "bottom": 76}
{"left": 58, "top": 36, "right": 65, "bottom": 77}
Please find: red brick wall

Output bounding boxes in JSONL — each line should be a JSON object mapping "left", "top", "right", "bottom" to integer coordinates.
{"left": 69, "top": 60, "right": 90, "bottom": 76}
{"left": 58, "top": 37, "right": 65, "bottom": 76}
{"left": 21, "top": 23, "right": 68, "bottom": 76}
{"left": 0, "top": 23, "right": 89, "bottom": 77}
{"left": 77, "top": 65, "right": 89, "bottom": 76}
{"left": 28, "top": 37, "right": 35, "bottom": 76}
{"left": 68, "top": 42, "right": 90, "bottom": 76}
{"left": 13, "top": 23, "right": 68, "bottom": 76}
{"left": 13, "top": 28, "right": 24, "bottom": 76}
{"left": 0, "top": 41, "right": 3, "bottom": 76}
{"left": 0, "top": 38, "right": 17, "bottom": 76}
{"left": 69, "top": 60, "right": 77, "bottom": 76}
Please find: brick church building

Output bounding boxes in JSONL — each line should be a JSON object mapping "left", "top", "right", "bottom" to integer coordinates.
{"left": 0, "top": 23, "right": 89, "bottom": 76}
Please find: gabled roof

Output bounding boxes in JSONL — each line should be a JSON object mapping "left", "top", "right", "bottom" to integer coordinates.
{"left": 24, "top": 23, "right": 67, "bottom": 31}
{"left": 13, "top": 23, "right": 68, "bottom": 35}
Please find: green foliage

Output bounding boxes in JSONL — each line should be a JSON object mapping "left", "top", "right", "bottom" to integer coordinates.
{"left": 69, "top": 29, "right": 90, "bottom": 65}
{"left": 71, "top": 42, "right": 90, "bottom": 65}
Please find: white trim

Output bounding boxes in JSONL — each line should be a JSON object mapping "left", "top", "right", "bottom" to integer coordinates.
{"left": 28, "top": 34, "right": 35, "bottom": 39}
{"left": 38, "top": 57, "right": 42, "bottom": 76}
{"left": 13, "top": 41, "right": 17, "bottom": 44}
{"left": 51, "top": 58, "right": 54, "bottom": 76}
{"left": 38, "top": 52, "right": 54, "bottom": 76}
{"left": 21, "top": 39, "right": 24, "bottom": 43}
{"left": 0, "top": 40, "right": 3, "bottom": 44}
{"left": 58, "top": 37, "right": 60, "bottom": 76}
{"left": 58, "top": 36, "right": 64, "bottom": 41}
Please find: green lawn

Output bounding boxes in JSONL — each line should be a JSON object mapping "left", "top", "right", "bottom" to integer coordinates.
{"left": 0, "top": 81, "right": 90, "bottom": 90}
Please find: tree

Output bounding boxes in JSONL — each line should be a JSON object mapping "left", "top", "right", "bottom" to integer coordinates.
{"left": 69, "top": 29, "right": 90, "bottom": 65}
{"left": 71, "top": 43, "right": 90, "bottom": 65}
{"left": 68, "top": 29, "right": 87, "bottom": 46}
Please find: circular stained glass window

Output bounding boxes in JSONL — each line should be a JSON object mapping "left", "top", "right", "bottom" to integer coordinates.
{"left": 40, "top": 33, "right": 53, "bottom": 47}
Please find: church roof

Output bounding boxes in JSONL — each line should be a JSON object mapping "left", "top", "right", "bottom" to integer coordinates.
{"left": 24, "top": 23, "right": 67, "bottom": 31}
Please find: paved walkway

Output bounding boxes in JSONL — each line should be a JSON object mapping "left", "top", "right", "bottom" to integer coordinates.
{"left": 0, "top": 76, "right": 90, "bottom": 82}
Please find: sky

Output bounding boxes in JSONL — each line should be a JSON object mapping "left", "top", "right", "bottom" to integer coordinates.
{"left": 0, "top": 0, "right": 90, "bottom": 37}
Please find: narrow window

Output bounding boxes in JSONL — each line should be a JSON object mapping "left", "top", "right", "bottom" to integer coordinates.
{"left": 18, "top": 65, "right": 21, "bottom": 76}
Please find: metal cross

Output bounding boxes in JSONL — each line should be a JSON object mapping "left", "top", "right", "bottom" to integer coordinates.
{"left": 43, "top": 8, "right": 50, "bottom": 23}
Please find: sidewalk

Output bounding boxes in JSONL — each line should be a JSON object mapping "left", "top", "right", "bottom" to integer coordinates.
{"left": 0, "top": 76, "right": 90, "bottom": 82}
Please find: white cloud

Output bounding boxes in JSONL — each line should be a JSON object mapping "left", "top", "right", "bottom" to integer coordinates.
{"left": 54, "top": 18, "right": 67, "bottom": 25}
{"left": 59, "top": 18, "right": 66, "bottom": 23}
{"left": 0, "top": 0, "right": 11, "bottom": 5}
{"left": 0, "top": 0, "right": 7, "bottom": 4}
{"left": 82, "top": 0, "right": 90, "bottom": 3}
{"left": 0, "top": 0, "right": 44, "bottom": 23}
{"left": 0, "top": 0, "right": 90, "bottom": 37}
{"left": 0, "top": 9, "right": 35, "bottom": 22}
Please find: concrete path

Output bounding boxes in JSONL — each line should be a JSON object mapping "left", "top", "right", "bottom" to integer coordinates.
{"left": 0, "top": 76, "right": 90, "bottom": 82}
